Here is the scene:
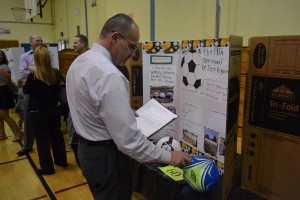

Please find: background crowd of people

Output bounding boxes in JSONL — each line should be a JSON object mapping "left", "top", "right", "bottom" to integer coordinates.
{"left": 0, "top": 34, "right": 86, "bottom": 174}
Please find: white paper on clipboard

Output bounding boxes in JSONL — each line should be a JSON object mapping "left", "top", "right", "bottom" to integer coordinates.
{"left": 136, "top": 99, "right": 178, "bottom": 138}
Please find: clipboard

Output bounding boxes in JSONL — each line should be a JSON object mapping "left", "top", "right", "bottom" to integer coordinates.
{"left": 135, "top": 99, "right": 178, "bottom": 138}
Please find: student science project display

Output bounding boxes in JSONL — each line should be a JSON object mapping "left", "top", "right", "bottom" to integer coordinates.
{"left": 142, "top": 36, "right": 243, "bottom": 199}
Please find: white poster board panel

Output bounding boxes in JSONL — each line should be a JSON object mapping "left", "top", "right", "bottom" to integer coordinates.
{"left": 178, "top": 39, "right": 230, "bottom": 164}
{"left": 1, "top": 47, "right": 25, "bottom": 83}
{"left": 142, "top": 41, "right": 181, "bottom": 140}
{"left": 48, "top": 47, "right": 59, "bottom": 69}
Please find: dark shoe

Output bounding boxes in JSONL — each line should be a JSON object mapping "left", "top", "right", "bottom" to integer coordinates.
{"left": 38, "top": 169, "right": 55, "bottom": 175}
{"left": 17, "top": 148, "right": 33, "bottom": 156}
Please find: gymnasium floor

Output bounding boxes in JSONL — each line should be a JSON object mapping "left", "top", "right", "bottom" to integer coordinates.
{"left": 0, "top": 110, "right": 145, "bottom": 200}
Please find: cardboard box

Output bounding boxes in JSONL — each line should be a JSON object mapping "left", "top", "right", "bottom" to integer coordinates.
{"left": 242, "top": 36, "right": 300, "bottom": 200}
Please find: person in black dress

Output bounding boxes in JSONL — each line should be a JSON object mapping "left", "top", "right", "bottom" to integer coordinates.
{"left": 0, "top": 50, "right": 23, "bottom": 141}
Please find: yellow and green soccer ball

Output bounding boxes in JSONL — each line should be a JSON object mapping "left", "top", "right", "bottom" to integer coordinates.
{"left": 183, "top": 156, "right": 219, "bottom": 192}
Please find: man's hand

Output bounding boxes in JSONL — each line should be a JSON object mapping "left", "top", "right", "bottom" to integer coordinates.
{"left": 133, "top": 110, "right": 139, "bottom": 117}
{"left": 169, "top": 151, "right": 191, "bottom": 168}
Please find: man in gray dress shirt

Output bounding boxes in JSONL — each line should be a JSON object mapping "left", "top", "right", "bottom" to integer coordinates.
{"left": 66, "top": 14, "right": 190, "bottom": 200}
{"left": 17, "top": 34, "right": 43, "bottom": 156}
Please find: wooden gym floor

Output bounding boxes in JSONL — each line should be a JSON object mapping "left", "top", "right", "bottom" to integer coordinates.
{"left": 0, "top": 110, "right": 145, "bottom": 200}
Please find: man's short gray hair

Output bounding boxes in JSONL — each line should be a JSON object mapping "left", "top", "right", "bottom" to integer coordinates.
{"left": 30, "top": 34, "right": 41, "bottom": 42}
{"left": 100, "top": 14, "right": 137, "bottom": 39}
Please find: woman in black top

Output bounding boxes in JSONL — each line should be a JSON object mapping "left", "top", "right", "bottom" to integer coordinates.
{"left": 23, "top": 46, "right": 67, "bottom": 175}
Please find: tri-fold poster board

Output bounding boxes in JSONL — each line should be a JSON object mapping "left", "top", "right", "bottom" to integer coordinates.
{"left": 142, "top": 35, "right": 243, "bottom": 199}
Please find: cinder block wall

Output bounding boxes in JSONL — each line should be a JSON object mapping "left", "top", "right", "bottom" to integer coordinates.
{"left": 1, "top": 0, "right": 299, "bottom": 47}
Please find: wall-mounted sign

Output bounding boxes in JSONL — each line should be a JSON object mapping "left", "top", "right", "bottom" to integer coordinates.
{"left": 0, "top": 28, "right": 11, "bottom": 34}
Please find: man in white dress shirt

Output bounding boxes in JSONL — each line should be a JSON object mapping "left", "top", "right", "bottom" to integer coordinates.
{"left": 66, "top": 14, "right": 190, "bottom": 200}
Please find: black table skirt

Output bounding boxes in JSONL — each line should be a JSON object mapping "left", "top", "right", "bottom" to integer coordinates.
{"left": 132, "top": 155, "right": 265, "bottom": 200}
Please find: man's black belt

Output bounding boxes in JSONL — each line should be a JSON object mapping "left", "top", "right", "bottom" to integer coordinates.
{"left": 79, "top": 136, "right": 115, "bottom": 146}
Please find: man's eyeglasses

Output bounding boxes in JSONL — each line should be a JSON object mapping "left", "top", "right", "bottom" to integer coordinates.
{"left": 112, "top": 31, "right": 138, "bottom": 53}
